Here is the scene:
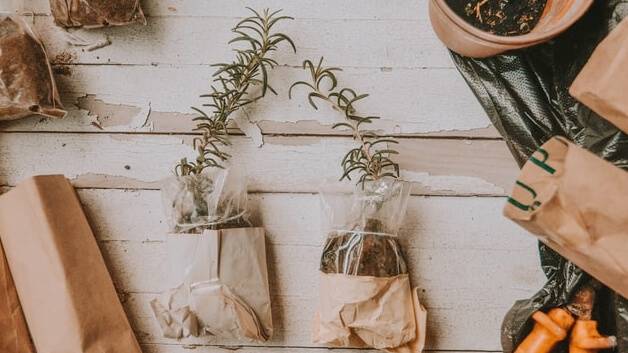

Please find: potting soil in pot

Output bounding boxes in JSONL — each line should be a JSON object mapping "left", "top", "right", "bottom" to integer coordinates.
{"left": 446, "top": 0, "right": 548, "bottom": 36}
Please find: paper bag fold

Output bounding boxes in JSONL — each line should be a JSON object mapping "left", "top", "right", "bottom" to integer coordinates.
{"left": 152, "top": 227, "right": 273, "bottom": 341}
{"left": 570, "top": 17, "right": 628, "bottom": 134}
{"left": 313, "top": 272, "right": 427, "bottom": 352}
{"left": 0, "top": 175, "right": 142, "bottom": 353}
{"left": 504, "top": 137, "right": 628, "bottom": 299}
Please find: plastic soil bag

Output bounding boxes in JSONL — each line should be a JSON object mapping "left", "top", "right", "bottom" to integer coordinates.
{"left": 449, "top": 1, "right": 628, "bottom": 352}
{"left": 161, "top": 167, "right": 250, "bottom": 234}
{"left": 319, "top": 179, "right": 410, "bottom": 277}
{"left": 570, "top": 17, "right": 628, "bottom": 135}
{"left": 49, "top": 0, "right": 146, "bottom": 28}
{"left": 313, "top": 178, "right": 427, "bottom": 352}
{"left": 0, "top": 17, "right": 66, "bottom": 121}
{"left": 151, "top": 167, "right": 273, "bottom": 342}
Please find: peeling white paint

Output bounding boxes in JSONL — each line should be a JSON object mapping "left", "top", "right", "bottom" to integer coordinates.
{"left": 402, "top": 170, "right": 507, "bottom": 196}
{"left": 235, "top": 109, "right": 264, "bottom": 147}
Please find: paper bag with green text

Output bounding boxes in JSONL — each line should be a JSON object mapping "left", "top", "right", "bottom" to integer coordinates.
{"left": 504, "top": 137, "right": 628, "bottom": 299}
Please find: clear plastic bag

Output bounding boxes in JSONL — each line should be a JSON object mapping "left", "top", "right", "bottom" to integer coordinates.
{"left": 319, "top": 178, "right": 411, "bottom": 277}
{"left": 0, "top": 16, "right": 66, "bottom": 121}
{"left": 161, "top": 167, "right": 250, "bottom": 233}
{"left": 49, "top": 0, "right": 146, "bottom": 28}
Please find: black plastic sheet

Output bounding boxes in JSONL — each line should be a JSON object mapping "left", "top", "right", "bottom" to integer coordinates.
{"left": 449, "top": 1, "right": 628, "bottom": 352}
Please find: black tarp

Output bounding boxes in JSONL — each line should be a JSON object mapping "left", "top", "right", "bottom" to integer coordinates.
{"left": 449, "top": 1, "right": 628, "bottom": 352}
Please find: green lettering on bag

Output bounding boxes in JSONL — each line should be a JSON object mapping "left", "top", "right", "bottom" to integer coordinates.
{"left": 508, "top": 181, "right": 542, "bottom": 212}
{"left": 530, "top": 148, "right": 556, "bottom": 175}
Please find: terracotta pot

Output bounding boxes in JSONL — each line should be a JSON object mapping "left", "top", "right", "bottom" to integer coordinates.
{"left": 429, "top": 0, "right": 594, "bottom": 57}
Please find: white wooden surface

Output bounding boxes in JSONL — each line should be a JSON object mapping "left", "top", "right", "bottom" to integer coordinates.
{"left": 2, "top": 1, "right": 546, "bottom": 352}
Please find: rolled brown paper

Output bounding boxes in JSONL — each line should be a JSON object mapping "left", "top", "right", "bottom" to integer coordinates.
{"left": 0, "top": 175, "right": 142, "bottom": 353}
{"left": 0, "top": 242, "right": 35, "bottom": 353}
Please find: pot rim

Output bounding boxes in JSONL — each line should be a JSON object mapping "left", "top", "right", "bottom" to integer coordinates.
{"left": 431, "top": 0, "right": 594, "bottom": 45}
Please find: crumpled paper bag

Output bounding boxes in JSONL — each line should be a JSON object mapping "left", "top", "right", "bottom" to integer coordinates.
{"left": 0, "top": 243, "right": 35, "bottom": 353}
{"left": 569, "top": 17, "right": 628, "bottom": 134}
{"left": 0, "top": 175, "right": 143, "bottom": 353}
{"left": 0, "top": 16, "right": 66, "bottom": 120}
{"left": 313, "top": 272, "right": 427, "bottom": 353}
{"left": 151, "top": 227, "right": 272, "bottom": 342}
{"left": 49, "top": 0, "right": 146, "bottom": 28}
{"left": 150, "top": 287, "right": 199, "bottom": 339}
{"left": 504, "top": 137, "right": 628, "bottom": 299}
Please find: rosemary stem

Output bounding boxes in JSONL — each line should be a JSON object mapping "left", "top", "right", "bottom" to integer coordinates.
{"left": 311, "top": 88, "right": 379, "bottom": 179}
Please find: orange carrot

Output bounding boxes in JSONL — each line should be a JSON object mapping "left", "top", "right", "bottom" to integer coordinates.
{"left": 569, "top": 320, "right": 616, "bottom": 353}
{"left": 515, "top": 308, "right": 575, "bottom": 353}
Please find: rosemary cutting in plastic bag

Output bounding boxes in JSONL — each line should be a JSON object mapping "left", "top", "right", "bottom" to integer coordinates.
{"left": 163, "top": 8, "right": 295, "bottom": 233}
{"left": 290, "top": 58, "right": 426, "bottom": 351}
{"left": 290, "top": 57, "right": 407, "bottom": 277}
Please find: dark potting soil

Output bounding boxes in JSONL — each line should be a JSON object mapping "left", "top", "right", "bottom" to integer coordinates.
{"left": 446, "top": 0, "right": 548, "bottom": 36}
{"left": 319, "top": 219, "right": 408, "bottom": 277}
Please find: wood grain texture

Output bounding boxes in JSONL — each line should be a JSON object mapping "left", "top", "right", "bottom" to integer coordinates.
{"left": 23, "top": 0, "right": 426, "bottom": 19}
{"left": 0, "top": 133, "right": 518, "bottom": 195}
{"left": 1, "top": 2, "right": 538, "bottom": 353}
{"left": 0, "top": 64, "right": 492, "bottom": 137}
{"left": 74, "top": 189, "right": 544, "bottom": 351}
{"left": 24, "top": 1, "right": 446, "bottom": 68}
{"left": 8, "top": 0, "right": 495, "bottom": 137}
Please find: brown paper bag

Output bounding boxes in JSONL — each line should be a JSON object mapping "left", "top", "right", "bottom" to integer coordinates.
{"left": 0, "top": 175, "right": 143, "bottom": 353}
{"left": 570, "top": 17, "right": 628, "bottom": 134}
{"left": 504, "top": 137, "right": 628, "bottom": 299}
{"left": 151, "top": 227, "right": 273, "bottom": 341}
{"left": 0, "top": 243, "right": 35, "bottom": 353}
{"left": 0, "top": 17, "right": 66, "bottom": 120}
{"left": 49, "top": 0, "right": 146, "bottom": 28}
{"left": 313, "top": 273, "right": 427, "bottom": 352}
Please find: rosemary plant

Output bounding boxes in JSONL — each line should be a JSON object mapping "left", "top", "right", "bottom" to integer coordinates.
{"left": 289, "top": 57, "right": 400, "bottom": 185}
{"left": 175, "top": 8, "right": 296, "bottom": 176}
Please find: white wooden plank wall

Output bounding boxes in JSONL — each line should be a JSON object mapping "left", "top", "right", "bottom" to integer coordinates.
{"left": 2, "top": 1, "right": 546, "bottom": 352}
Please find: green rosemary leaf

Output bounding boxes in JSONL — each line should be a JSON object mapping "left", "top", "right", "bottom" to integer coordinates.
{"left": 259, "top": 61, "right": 269, "bottom": 97}
{"left": 269, "top": 33, "right": 296, "bottom": 53}
{"left": 332, "top": 122, "right": 354, "bottom": 130}
{"left": 307, "top": 92, "right": 329, "bottom": 110}
{"left": 245, "top": 7, "right": 263, "bottom": 20}
{"left": 235, "top": 24, "right": 264, "bottom": 38}
{"left": 288, "top": 81, "right": 314, "bottom": 99}
{"left": 267, "top": 84, "right": 278, "bottom": 95}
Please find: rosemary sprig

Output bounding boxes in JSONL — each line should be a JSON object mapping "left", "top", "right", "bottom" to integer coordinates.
{"left": 289, "top": 57, "right": 400, "bottom": 185}
{"left": 175, "top": 8, "right": 296, "bottom": 176}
